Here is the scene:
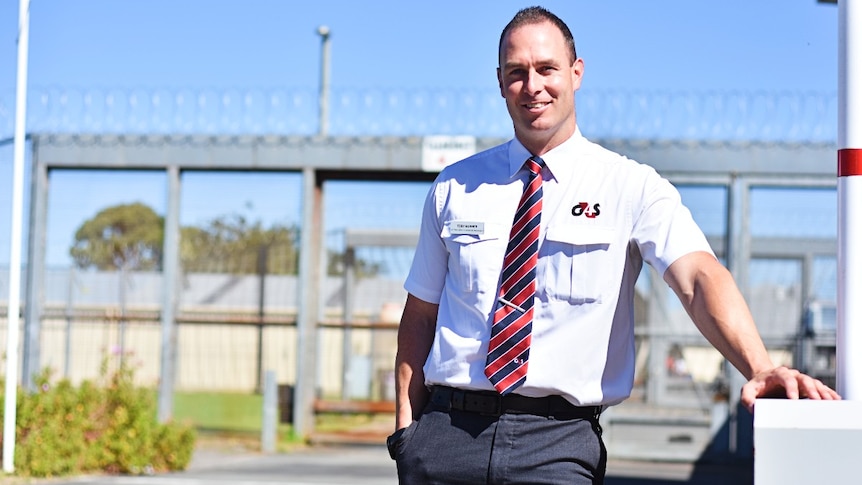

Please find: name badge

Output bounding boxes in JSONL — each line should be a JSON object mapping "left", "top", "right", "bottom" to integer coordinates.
{"left": 450, "top": 221, "right": 485, "bottom": 235}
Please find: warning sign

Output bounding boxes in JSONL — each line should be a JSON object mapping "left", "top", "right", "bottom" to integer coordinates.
{"left": 421, "top": 135, "right": 477, "bottom": 172}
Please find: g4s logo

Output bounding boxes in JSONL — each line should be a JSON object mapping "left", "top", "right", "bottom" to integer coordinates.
{"left": 572, "top": 202, "right": 601, "bottom": 218}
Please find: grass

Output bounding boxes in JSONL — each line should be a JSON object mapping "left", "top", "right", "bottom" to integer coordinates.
{"left": 172, "top": 391, "right": 393, "bottom": 451}
{"left": 174, "top": 391, "right": 266, "bottom": 432}
{"left": 173, "top": 391, "right": 300, "bottom": 451}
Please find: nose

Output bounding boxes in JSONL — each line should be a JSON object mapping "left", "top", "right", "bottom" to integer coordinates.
{"left": 523, "top": 69, "right": 542, "bottom": 95}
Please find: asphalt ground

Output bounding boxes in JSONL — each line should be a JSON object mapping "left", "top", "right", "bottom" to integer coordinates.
{"left": 16, "top": 444, "right": 753, "bottom": 485}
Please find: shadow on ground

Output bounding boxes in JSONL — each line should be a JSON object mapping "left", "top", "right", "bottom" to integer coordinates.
{"left": 602, "top": 401, "right": 755, "bottom": 485}
{"left": 605, "top": 458, "right": 753, "bottom": 485}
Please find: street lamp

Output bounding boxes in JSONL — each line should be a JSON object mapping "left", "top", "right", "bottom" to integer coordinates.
{"left": 317, "top": 25, "right": 331, "bottom": 137}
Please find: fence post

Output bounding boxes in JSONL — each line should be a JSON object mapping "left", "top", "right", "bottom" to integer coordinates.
{"left": 158, "top": 164, "right": 181, "bottom": 422}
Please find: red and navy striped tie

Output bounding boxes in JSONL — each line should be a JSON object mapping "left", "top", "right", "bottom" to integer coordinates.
{"left": 485, "top": 156, "right": 544, "bottom": 395}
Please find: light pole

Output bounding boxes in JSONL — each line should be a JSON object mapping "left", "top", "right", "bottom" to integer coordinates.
{"left": 4, "top": 0, "right": 30, "bottom": 473}
{"left": 317, "top": 25, "right": 331, "bottom": 137}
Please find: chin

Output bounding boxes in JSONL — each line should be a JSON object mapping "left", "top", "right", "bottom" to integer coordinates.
{"left": 522, "top": 122, "right": 555, "bottom": 136}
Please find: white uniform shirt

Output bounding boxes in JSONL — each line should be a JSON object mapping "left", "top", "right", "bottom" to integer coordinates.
{"left": 404, "top": 128, "right": 714, "bottom": 407}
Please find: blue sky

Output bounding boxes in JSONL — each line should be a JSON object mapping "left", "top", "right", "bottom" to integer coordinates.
{"left": 0, "top": 0, "right": 841, "bottom": 268}
{"left": 0, "top": 1, "right": 839, "bottom": 92}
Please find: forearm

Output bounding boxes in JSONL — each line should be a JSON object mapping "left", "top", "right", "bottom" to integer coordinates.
{"left": 394, "top": 294, "right": 438, "bottom": 429}
{"left": 665, "top": 252, "right": 774, "bottom": 379}
{"left": 666, "top": 251, "right": 842, "bottom": 410}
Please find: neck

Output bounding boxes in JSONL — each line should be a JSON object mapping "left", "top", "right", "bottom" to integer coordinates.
{"left": 516, "top": 120, "right": 577, "bottom": 156}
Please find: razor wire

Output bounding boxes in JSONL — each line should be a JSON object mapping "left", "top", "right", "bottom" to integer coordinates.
{"left": 0, "top": 87, "right": 838, "bottom": 142}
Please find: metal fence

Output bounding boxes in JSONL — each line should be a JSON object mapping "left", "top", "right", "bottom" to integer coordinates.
{"left": 0, "top": 268, "right": 405, "bottom": 394}
{"left": 0, "top": 176, "right": 839, "bottom": 401}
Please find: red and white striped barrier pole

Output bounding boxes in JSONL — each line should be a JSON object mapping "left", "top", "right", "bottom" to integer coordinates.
{"left": 837, "top": 0, "right": 862, "bottom": 400}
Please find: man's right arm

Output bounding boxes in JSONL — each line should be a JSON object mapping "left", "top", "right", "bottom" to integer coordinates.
{"left": 394, "top": 293, "right": 439, "bottom": 430}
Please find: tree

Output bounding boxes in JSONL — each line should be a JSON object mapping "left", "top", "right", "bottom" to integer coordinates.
{"left": 70, "top": 202, "right": 164, "bottom": 271}
{"left": 180, "top": 214, "right": 300, "bottom": 275}
{"left": 70, "top": 203, "right": 381, "bottom": 278}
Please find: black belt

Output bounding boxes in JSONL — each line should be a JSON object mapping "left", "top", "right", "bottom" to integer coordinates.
{"left": 429, "top": 386, "right": 601, "bottom": 419}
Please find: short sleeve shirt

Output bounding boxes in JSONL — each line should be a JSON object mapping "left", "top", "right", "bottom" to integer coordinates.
{"left": 404, "top": 128, "right": 714, "bottom": 407}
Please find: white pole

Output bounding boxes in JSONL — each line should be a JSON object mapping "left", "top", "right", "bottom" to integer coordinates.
{"left": 3, "top": 0, "right": 31, "bottom": 474}
{"left": 837, "top": 0, "right": 862, "bottom": 400}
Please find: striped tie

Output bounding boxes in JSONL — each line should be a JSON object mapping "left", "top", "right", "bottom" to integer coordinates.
{"left": 485, "top": 156, "right": 544, "bottom": 395}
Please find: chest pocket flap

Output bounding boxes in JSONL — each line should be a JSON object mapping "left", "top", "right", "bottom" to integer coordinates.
{"left": 544, "top": 224, "right": 616, "bottom": 304}
{"left": 440, "top": 221, "right": 509, "bottom": 293}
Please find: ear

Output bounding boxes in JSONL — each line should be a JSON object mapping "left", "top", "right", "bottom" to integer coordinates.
{"left": 497, "top": 67, "right": 505, "bottom": 97}
{"left": 571, "top": 58, "right": 584, "bottom": 91}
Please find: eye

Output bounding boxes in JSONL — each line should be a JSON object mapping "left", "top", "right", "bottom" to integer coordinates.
{"left": 508, "top": 67, "right": 526, "bottom": 77}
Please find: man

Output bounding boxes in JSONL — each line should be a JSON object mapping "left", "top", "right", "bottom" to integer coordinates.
{"left": 389, "top": 6, "right": 840, "bottom": 484}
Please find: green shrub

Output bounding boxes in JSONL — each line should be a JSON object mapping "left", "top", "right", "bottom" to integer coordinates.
{"left": 0, "top": 361, "right": 196, "bottom": 478}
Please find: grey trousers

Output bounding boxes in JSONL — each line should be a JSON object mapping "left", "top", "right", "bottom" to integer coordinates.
{"left": 388, "top": 401, "right": 606, "bottom": 484}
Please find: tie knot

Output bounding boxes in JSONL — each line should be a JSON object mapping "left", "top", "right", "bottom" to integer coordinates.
{"left": 525, "top": 156, "right": 544, "bottom": 177}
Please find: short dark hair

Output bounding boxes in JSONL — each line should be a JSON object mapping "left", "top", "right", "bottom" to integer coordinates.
{"left": 498, "top": 6, "right": 577, "bottom": 65}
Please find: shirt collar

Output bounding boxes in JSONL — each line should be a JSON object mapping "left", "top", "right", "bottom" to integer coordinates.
{"left": 507, "top": 126, "right": 588, "bottom": 182}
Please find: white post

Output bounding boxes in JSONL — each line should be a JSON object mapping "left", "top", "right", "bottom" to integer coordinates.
{"left": 3, "top": 0, "right": 31, "bottom": 474}
{"left": 261, "top": 370, "right": 277, "bottom": 453}
{"left": 837, "top": 0, "right": 862, "bottom": 400}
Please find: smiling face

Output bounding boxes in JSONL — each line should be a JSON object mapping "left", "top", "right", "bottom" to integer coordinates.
{"left": 497, "top": 20, "right": 584, "bottom": 156}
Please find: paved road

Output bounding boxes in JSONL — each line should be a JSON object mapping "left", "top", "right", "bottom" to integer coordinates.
{"left": 31, "top": 445, "right": 753, "bottom": 485}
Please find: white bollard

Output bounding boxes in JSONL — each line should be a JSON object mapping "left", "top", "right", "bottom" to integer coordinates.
{"left": 753, "top": 399, "right": 862, "bottom": 484}
{"left": 261, "top": 370, "right": 277, "bottom": 453}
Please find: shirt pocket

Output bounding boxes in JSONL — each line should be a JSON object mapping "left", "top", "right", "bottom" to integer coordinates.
{"left": 544, "top": 224, "right": 616, "bottom": 304}
{"left": 441, "top": 222, "right": 508, "bottom": 294}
